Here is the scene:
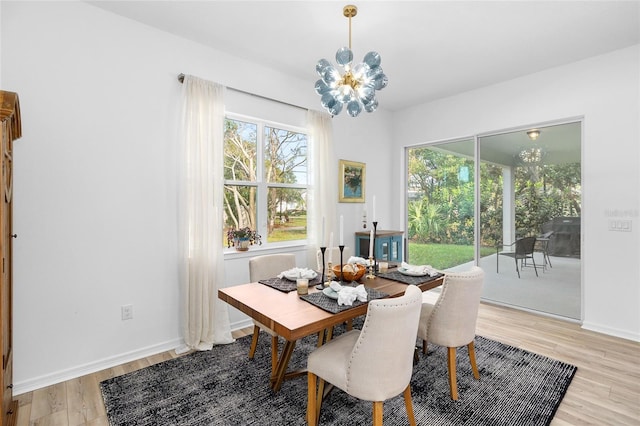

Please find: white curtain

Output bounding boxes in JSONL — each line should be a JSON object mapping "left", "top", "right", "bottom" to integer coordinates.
{"left": 306, "top": 110, "right": 337, "bottom": 267}
{"left": 177, "top": 75, "right": 234, "bottom": 352}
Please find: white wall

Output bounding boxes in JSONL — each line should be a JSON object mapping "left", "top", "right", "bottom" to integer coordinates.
{"left": 391, "top": 45, "right": 640, "bottom": 341}
{"left": 1, "top": 2, "right": 394, "bottom": 393}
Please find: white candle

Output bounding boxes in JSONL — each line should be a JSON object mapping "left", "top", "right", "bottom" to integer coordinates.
{"left": 339, "top": 215, "right": 344, "bottom": 246}
{"left": 372, "top": 195, "right": 377, "bottom": 222}
{"left": 321, "top": 216, "right": 325, "bottom": 247}
{"left": 369, "top": 229, "right": 374, "bottom": 258}
{"left": 328, "top": 232, "right": 334, "bottom": 263}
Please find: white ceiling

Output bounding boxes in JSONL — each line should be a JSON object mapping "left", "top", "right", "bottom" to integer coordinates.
{"left": 87, "top": 1, "right": 640, "bottom": 112}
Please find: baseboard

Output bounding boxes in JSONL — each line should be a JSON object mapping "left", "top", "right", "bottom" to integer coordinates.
{"left": 13, "top": 337, "right": 183, "bottom": 395}
{"left": 230, "top": 318, "right": 253, "bottom": 332}
{"left": 581, "top": 321, "right": 640, "bottom": 343}
{"left": 481, "top": 299, "right": 581, "bottom": 323}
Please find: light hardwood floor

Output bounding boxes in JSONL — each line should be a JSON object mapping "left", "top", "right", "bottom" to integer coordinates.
{"left": 14, "top": 299, "right": 640, "bottom": 425}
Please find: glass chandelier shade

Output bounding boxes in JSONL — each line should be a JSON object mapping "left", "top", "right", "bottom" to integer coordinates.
{"left": 315, "top": 5, "right": 388, "bottom": 117}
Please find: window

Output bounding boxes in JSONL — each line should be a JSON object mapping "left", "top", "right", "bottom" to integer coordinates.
{"left": 223, "top": 115, "right": 308, "bottom": 245}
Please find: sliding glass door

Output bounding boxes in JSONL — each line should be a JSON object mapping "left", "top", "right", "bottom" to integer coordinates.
{"left": 405, "top": 138, "right": 476, "bottom": 270}
{"left": 405, "top": 121, "right": 582, "bottom": 320}
{"left": 478, "top": 122, "right": 582, "bottom": 320}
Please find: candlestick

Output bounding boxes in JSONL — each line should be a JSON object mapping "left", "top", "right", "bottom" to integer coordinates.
{"left": 339, "top": 215, "right": 344, "bottom": 246}
{"left": 369, "top": 228, "right": 374, "bottom": 259}
{"left": 316, "top": 246, "right": 327, "bottom": 290}
{"left": 373, "top": 221, "right": 378, "bottom": 273}
{"left": 366, "top": 256, "right": 376, "bottom": 279}
{"left": 338, "top": 245, "right": 345, "bottom": 284}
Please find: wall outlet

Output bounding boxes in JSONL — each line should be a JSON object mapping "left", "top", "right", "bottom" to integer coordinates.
{"left": 121, "top": 304, "right": 133, "bottom": 320}
{"left": 609, "top": 219, "right": 632, "bottom": 232}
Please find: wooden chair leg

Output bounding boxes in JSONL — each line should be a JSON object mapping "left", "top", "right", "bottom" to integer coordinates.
{"left": 270, "top": 335, "right": 278, "bottom": 375}
{"left": 403, "top": 385, "right": 417, "bottom": 426}
{"left": 346, "top": 318, "right": 353, "bottom": 331}
{"left": 422, "top": 339, "right": 427, "bottom": 354}
{"left": 372, "top": 401, "right": 383, "bottom": 426}
{"left": 468, "top": 341, "right": 480, "bottom": 380}
{"left": 307, "top": 372, "right": 317, "bottom": 426}
{"left": 316, "top": 378, "right": 326, "bottom": 423}
{"left": 248, "top": 325, "right": 260, "bottom": 359}
{"left": 447, "top": 347, "right": 458, "bottom": 400}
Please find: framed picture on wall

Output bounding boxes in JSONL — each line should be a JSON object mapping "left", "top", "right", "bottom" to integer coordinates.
{"left": 339, "top": 159, "right": 366, "bottom": 203}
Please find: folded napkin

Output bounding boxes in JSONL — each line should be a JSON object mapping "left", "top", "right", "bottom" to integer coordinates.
{"left": 277, "top": 267, "right": 316, "bottom": 279}
{"left": 330, "top": 282, "right": 368, "bottom": 306}
{"left": 347, "top": 256, "right": 371, "bottom": 266}
{"left": 401, "top": 262, "right": 440, "bottom": 277}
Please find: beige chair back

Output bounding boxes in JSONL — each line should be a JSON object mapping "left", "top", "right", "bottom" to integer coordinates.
{"left": 421, "top": 266, "right": 484, "bottom": 348}
{"left": 345, "top": 285, "right": 422, "bottom": 401}
{"left": 249, "top": 254, "right": 296, "bottom": 282}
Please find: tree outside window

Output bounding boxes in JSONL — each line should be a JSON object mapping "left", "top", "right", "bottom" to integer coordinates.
{"left": 223, "top": 117, "right": 308, "bottom": 245}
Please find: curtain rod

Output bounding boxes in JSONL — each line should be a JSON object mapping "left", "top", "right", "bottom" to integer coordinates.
{"left": 177, "top": 73, "right": 308, "bottom": 112}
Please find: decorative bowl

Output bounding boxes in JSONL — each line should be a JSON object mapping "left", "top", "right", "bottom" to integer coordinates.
{"left": 332, "top": 263, "right": 366, "bottom": 282}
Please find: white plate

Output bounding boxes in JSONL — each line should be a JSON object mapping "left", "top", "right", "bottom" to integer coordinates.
{"left": 283, "top": 270, "right": 318, "bottom": 281}
{"left": 398, "top": 267, "right": 428, "bottom": 277}
{"left": 322, "top": 287, "right": 339, "bottom": 300}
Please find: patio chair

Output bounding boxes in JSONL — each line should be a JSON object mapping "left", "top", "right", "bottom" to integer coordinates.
{"left": 534, "top": 231, "right": 553, "bottom": 270}
{"left": 497, "top": 236, "right": 538, "bottom": 278}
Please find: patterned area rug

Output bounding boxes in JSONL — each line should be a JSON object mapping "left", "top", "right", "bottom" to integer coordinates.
{"left": 101, "top": 326, "right": 576, "bottom": 425}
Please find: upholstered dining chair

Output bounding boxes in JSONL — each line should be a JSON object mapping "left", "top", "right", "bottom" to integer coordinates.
{"left": 307, "top": 285, "right": 423, "bottom": 426}
{"left": 248, "top": 253, "right": 296, "bottom": 375}
{"left": 497, "top": 236, "right": 538, "bottom": 278}
{"left": 418, "top": 266, "right": 485, "bottom": 400}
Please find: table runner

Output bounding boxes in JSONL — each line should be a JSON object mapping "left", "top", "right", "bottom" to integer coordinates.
{"left": 376, "top": 270, "right": 444, "bottom": 286}
{"left": 258, "top": 275, "right": 323, "bottom": 293}
{"left": 299, "top": 286, "right": 389, "bottom": 314}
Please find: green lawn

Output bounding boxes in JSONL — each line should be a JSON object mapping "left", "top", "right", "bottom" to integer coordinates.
{"left": 268, "top": 215, "right": 307, "bottom": 242}
{"left": 233, "top": 217, "right": 495, "bottom": 269}
{"left": 408, "top": 242, "right": 494, "bottom": 269}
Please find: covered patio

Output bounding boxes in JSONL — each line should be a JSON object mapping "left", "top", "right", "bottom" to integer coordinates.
{"left": 445, "top": 252, "right": 581, "bottom": 320}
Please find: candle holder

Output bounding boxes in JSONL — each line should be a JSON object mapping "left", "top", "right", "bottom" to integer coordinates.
{"left": 316, "top": 246, "right": 326, "bottom": 290}
{"left": 326, "top": 261, "right": 334, "bottom": 284}
{"left": 366, "top": 256, "right": 376, "bottom": 279}
{"left": 338, "top": 245, "right": 345, "bottom": 284}
{"left": 372, "top": 221, "right": 378, "bottom": 273}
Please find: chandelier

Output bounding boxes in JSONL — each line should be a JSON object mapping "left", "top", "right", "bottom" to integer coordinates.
{"left": 314, "top": 5, "right": 388, "bottom": 117}
{"left": 518, "top": 147, "right": 545, "bottom": 164}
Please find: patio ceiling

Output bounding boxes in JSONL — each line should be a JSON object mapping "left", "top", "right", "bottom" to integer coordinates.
{"left": 432, "top": 121, "right": 581, "bottom": 167}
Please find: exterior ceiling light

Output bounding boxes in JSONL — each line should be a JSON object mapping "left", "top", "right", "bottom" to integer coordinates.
{"left": 314, "top": 5, "right": 388, "bottom": 117}
{"left": 527, "top": 129, "right": 541, "bottom": 140}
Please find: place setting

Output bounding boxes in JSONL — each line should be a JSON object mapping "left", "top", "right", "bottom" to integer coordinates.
{"left": 298, "top": 259, "right": 388, "bottom": 314}
{"left": 258, "top": 267, "right": 322, "bottom": 293}
{"left": 377, "top": 261, "right": 444, "bottom": 285}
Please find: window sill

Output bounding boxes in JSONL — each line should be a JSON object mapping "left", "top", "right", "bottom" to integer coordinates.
{"left": 223, "top": 241, "right": 309, "bottom": 260}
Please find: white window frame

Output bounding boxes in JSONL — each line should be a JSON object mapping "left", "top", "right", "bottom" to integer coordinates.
{"left": 224, "top": 112, "right": 309, "bottom": 250}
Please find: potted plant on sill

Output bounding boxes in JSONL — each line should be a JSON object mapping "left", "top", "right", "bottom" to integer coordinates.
{"left": 226, "top": 226, "right": 262, "bottom": 251}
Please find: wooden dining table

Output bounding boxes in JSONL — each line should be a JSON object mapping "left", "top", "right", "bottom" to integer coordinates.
{"left": 218, "top": 273, "right": 444, "bottom": 392}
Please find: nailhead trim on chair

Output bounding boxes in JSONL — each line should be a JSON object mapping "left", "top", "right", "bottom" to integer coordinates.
{"left": 346, "top": 299, "right": 420, "bottom": 392}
